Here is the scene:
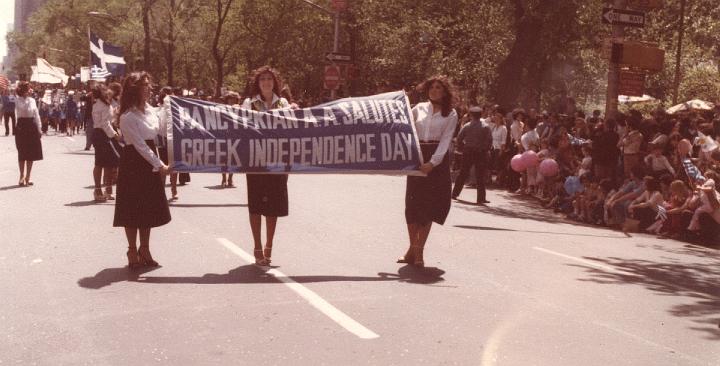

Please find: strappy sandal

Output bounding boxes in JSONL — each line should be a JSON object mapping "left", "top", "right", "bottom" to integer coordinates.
{"left": 18, "top": 178, "right": 26, "bottom": 187}
{"left": 411, "top": 245, "right": 425, "bottom": 268}
{"left": 254, "top": 249, "right": 268, "bottom": 266}
{"left": 138, "top": 246, "right": 160, "bottom": 267}
{"left": 94, "top": 188, "right": 107, "bottom": 202}
{"left": 127, "top": 249, "right": 141, "bottom": 269}
{"left": 264, "top": 246, "right": 273, "bottom": 265}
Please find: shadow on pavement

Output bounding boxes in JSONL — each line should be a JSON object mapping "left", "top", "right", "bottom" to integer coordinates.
{"left": 123, "top": 264, "right": 444, "bottom": 285}
{"left": 571, "top": 256, "right": 720, "bottom": 340}
{"left": 65, "top": 200, "right": 113, "bottom": 207}
{"left": 78, "top": 266, "right": 159, "bottom": 289}
{"left": 454, "top": 224, "right": 627, "bottom": 239}
{"left": 0, "top": 184, "right": 25, "bottom": 191}
{"left": 169, "top": 203, "right": 247, "bottom": 208}
{"left": 204, "top": 185, "right": 226, "bottom": 190}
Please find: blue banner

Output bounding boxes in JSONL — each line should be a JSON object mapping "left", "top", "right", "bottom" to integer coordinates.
{"left": 168, "top": 91, "right": 423, "bottom": 175}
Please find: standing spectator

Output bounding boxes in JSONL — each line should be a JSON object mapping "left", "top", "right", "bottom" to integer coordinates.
{"left": 81, "top": 90, "right": 94, "bottom": 150}
{"left": 14, "top": 81, "right": 43, "bottom": 186}
{"left": 2, "top": 88, "right": 17, "bottom": 136}
{"left": 452, "top": 105, "right": 492, "bottom": 204}
{"left": 618, "top": 118, "right": 644, "bottom": 178}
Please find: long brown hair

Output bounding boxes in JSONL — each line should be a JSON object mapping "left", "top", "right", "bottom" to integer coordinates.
{"left": 117, "top": 71, "right": 151, "bottom": 125}
{"left": 416, "top": 75, "right": 457, "bottom": 117}
{"left": 244, "top": 65, "right": 284, "bottom": 101}
{"left": 92, "top": 84, "right": 110, "bottom": 105}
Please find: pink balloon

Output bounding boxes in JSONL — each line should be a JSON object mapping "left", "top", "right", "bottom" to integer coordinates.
{"left": 510, "top": 154, "right": 526, "bottom": 172}
{"left": 539, "top": 159, "right": 559, "bottom": 177}
{"left": 521, "top": 150, "right": 539, "bottom": 167}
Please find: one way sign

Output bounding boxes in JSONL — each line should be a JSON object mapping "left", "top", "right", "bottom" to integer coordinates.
{"left": 602, "top": 7, "right": 646, "bottom": 27}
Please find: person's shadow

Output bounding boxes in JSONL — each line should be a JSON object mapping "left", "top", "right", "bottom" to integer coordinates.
{"left": 78, "top": 265, "right": 446, "bottom": 288}
{"left": 78, "top": 266, "right": 160, "bottom": 289}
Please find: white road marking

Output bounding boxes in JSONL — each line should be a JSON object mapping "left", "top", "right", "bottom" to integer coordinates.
{"left": 31, "top": 258, "right": 43, "bottom": 264}
{"left": 65, "top": 136, "right": 75, "bottom": 142}
{"left": 533, "top": 246, "right": 716, "bottom": 299}
{"left": 217, "top": 237, "right": 380, "bottom": 340}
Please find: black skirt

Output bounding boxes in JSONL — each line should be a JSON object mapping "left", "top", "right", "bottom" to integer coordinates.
{"left": 405, "top": 142, "right": 451, "bottom": 225}
{"left": 93, "top": 128, "right": 120, "bottom": 167}
{"left": 15, "top": 117, "right": 43, "bottom": 161}
{"left": 247, "top": 174, "right": 289, "bottom": 217}
{"left": 113, "top": 140, "right": 171, "bottom": 228}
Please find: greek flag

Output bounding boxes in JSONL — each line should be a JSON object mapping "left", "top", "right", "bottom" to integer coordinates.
{"left": 682, "top": 158, "right": 705, "bottom": 182}
{"left": 90, "top": 65, "right": 112, "bottom": 80}
{"left": 89, "top": 32, "right": 126, "bottom": 77}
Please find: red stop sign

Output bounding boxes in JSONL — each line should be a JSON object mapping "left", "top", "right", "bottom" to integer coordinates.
{"left": 324, "top": 65, "right": 340, "bottom": 90}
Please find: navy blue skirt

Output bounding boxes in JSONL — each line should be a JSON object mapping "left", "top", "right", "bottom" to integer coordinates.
{"left": 113, "top": 140, "right": 171, "bottom": 228}
{"left": 405, "top": 142, "right": 451, "bottom": 225}
{"left": 15, "top": 118, "right": 43, "bottom": 161}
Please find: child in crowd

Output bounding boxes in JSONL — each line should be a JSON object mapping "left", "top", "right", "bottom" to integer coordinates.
{"left": 644, "top": 143, "right": 675, "bottom": 178}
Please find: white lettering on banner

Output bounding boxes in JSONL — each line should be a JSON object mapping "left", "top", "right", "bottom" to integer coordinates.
{"left": 181, "top": 138, "right": 242, "bottom": 168}
{"left": 380, "top": 133, "right": 413, "bottom": 162}
{"left": 247, "top": 134, "right": 383, "bottom": 167}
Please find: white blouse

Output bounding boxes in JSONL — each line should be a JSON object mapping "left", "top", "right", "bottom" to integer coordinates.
{"left": 490, "top": 123, "right": 508, "bottom": 150}
{"left": 15, "top": 96, "right": 42, "bottom": 134}
{"left": 412, "top": 102, "right": 457, "bottom": 167}
{"left": 119, "top": 105, "right": 164, "bottom": 170}
{"left": 92, "top": 101, "right": 116, "bottom": 138}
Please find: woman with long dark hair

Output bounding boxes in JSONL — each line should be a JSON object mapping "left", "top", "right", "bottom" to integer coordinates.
{"left": 14, "top": 81, "right": 43, "bottom": 186}
{"left": 241, "top": 66, "right": 291, "bottom": 266}
{"left": 397, "top": 76, "right": 457, "bottom": 267}
{"left": 113, "top": 72, "right": 171, "bottom": 268}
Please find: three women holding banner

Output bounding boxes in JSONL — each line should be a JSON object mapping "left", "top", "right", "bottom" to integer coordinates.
{"left": 398, "top": 76, "right": 457, "bottom": 267}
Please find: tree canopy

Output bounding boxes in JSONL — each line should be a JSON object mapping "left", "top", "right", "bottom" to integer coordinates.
{"left": 7, "top": 0, "right": 720, "bottom": 110}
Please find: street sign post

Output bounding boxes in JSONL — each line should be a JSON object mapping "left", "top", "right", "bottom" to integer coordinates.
{"left": 331, "top": 0, "right": 347, "bottom": 12}
{"left": 611, "top": 42, "right": 665, "bottom": 72}
{"left": 618, "top": 71, "right": 646, "bottom": 97}
{"left": 325, "top": 52, "right": 352, "bottom": 63}
{"left": 628, "top": 0, "right": 663, "bottom": 11}
{"left": 324, "top": 65, "right": 340, "bottom": 90}
{"left": 602, "top": 7, "right": 646, "bottom": 27}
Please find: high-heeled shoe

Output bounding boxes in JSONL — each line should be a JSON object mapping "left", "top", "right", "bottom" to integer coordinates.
{"left": 396, "top": 248, "right": 414, "bottom": 264}
{"left": 411, "top": 245, "right": 424, "bottom": 268}
{"left": 264, "top": 246, "right": 273, "bottom": 265}
{"left": 94, "top": 188, "right": 107, "bottom": 202}
{"left": 137, "top": 247, "right": 160, "bottom": 267}
{"left": 127, "top": 250, "right": 141, "bottom": 269}
{"left": 254, "top": 249, "right": 268, "bottom": 266}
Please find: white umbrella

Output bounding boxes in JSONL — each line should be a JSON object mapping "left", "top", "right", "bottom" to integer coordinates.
{"left": 666, "top": 99, "right": 715, "bottom": 114}
{"left": 618, "top": 94, "right": 656, "bottom": 104}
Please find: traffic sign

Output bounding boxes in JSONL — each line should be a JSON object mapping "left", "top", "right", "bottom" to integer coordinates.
{"left": 331, "top": 0, "right": 347, "bottom": 12}
{"left": 611, "top": 42, "right": 665, "bottom": 73}
{"left": 325, "top": 52, "right": 352, "bottom": 63}
{"left": 602, "top": 7, "right": 646, "bottom": 27}
{"left": 628, "top": 0, "right": 663, "bottom": 11}
{"left": 324, "top": 65, "right": 340, "bottom": 90}
{"left": 618, "top": 71, "right": 646, "bottom": 97}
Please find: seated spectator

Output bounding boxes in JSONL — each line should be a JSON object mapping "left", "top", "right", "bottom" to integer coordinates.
{"left": 604, "top": 165, "right": 646, "bottom": 227}
{"left": 628, "top": 176, "right": 665, "bottom": 231}
{"left": 644, "top": 144, "right": 675, "bottom": 178}
{"left": 688, "top": 170, "right": 720, "bottom": 236}
{"left": 655, "top": 180, "right": 693, "bottom": 238}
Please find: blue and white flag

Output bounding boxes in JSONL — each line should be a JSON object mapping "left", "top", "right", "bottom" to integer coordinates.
{"left": 682, "top": 158, "right": 705, "bottom": 182}
{"left": 168, "top": 91, "right": 424, "bottom": 175}
{"left": 89, "top": 32, "right": 126, "bottom": 77}
{"left": 90, "top": 65, "right": 112, "bottom": 81}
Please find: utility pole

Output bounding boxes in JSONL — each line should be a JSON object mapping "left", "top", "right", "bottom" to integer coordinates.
{"left": 604, "top": 0, "right": 627, "bottom": 120}
{"left": 672, "top": 0, "right": 686, "bottom": 105}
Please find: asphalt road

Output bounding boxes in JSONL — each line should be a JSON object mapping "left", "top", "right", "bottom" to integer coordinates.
{"left": 1, "top": 132, "right": 719, "bottom": 365}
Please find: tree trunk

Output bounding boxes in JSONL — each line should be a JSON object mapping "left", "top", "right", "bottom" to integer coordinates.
{"left": 142, "top": 0, "right": 155, "bottom": 72}
{"left": 166, "top": 0, "right": 176, "bottom": 86}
